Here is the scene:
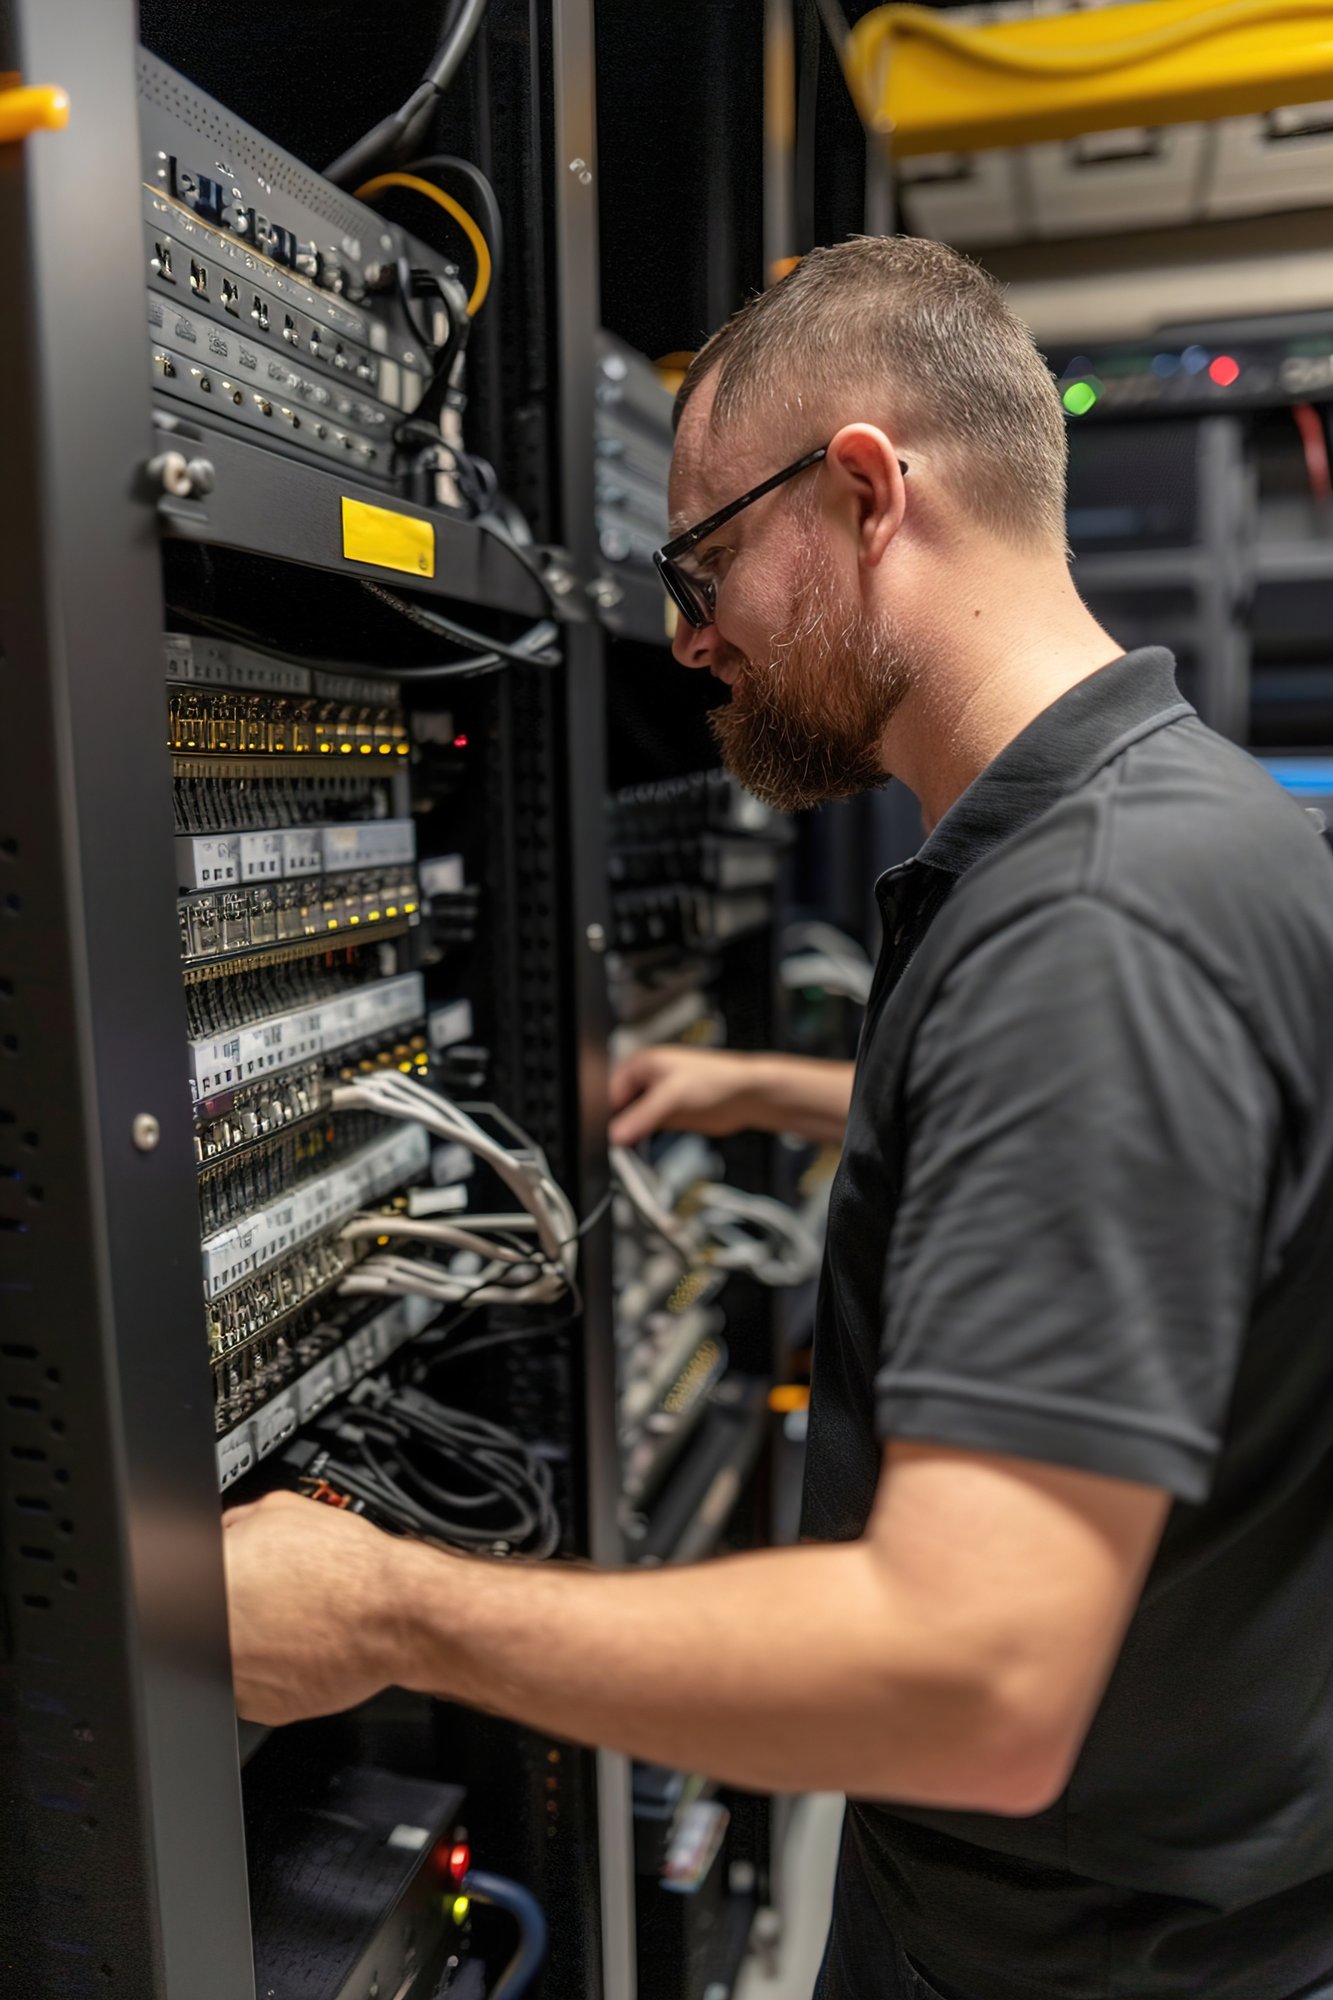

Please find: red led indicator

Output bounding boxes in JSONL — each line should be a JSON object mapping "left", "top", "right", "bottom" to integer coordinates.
{"left": 453, "top": 734, "right": 469, "bottom": 749}
{"left": 448, "top": 1842, "right": 472, "bottom": 1883}
{"left": 1208, "top": 355, "right": 1240, "bottom": 388}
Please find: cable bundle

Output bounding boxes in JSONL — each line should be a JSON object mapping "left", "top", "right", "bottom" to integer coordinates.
{"left": 609, "top": 1145, "right": 822, "bottom": 1290}
{"left": 334, "top": 1073, "right": 578, "bottom": 1307}
{"left": 781, "top": 920, "right": 874, "bottom": 1006}
{"left": 298, "top": 1375, "right": 560, "bottom": 1559}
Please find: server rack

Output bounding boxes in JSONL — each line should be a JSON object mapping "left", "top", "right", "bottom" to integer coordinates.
{"left": 0, "top": 1, "right": 635, "bottom": 1996}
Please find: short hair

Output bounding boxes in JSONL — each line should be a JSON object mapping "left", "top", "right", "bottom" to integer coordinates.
{"left": 675, "top": 236, "right": 1068, "bottom": 548}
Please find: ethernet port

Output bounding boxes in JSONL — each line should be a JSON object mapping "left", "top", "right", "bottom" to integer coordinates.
{"left": 221, "top": 277, "right": 239, "bottom": 315}
{"left": 151, "top": 238, "right": 174, "bottom": 282}
{"left": 251, "top": 294, "right": 269, "bottom": 332}
{"left": 190, "top": 258, "right": 208, "bottom": 298}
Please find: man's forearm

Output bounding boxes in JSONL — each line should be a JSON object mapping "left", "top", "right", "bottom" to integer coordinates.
{"left": 384, "top": 1537, "right": 1041, "bottom": 1810}
{"left": 742, "top": 1054, "right": 855, "bottom": 1145}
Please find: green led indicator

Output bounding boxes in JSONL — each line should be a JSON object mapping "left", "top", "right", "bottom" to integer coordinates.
{"left": 1062, "top": 380, "right": 1099, "bottom": 416}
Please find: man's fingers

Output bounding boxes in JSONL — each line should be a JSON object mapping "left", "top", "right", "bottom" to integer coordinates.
{"left": 608, "top": 1051, "right": 658, "bottom": 1113}
{"left": 609, "top": 1080, "right": 680, "bottom": 1146}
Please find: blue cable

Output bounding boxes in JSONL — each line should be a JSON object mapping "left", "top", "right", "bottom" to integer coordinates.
{"left": 463, "top": 1870, "right": 549, "bottom": 2000}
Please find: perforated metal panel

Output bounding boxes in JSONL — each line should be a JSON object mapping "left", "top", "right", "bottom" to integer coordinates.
{"left": 137, "top": 51, "right": 372, "bottom": 243}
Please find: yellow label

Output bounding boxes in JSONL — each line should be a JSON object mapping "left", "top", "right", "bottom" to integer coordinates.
{"left": 340, "top": 497, "right": 435, "bottom": 579}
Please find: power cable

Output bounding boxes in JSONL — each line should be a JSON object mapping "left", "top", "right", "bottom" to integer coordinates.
{"left": 325, "top": 0, "right": 492, "bottom": 191}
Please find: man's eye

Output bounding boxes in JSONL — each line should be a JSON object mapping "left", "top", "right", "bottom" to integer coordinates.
{"left": 698, "top": 546, "right": 729, "bottom": 574}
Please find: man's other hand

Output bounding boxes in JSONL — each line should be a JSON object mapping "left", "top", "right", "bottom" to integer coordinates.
{"left": 608, "top": 1046, "right": 768, "bottom": 1146}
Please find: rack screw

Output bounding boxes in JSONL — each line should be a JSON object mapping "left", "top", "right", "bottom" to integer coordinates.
{"left": 131, "top": 1114, "right": 160, "bottom": 1153}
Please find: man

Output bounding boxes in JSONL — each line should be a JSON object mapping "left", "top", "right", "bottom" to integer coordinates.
{"left": 225, "top": 239, "right": 1333, "bottom": 1999}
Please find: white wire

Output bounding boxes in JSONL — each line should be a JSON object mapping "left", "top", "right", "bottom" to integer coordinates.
{"left": 341, "top": 1213, "right": 537, "bottom": 1263}
{"left": 694, "top": 1181, "right": 823, "bottom": 1287}
{"left": 342, "top": 1251, "right": 568, "bottom": 1306}
{"left": 609, "top": 1148, "right": 820, "bottom": 1289}
{"left": 334, "top": 1074, "right": 577, "bottom": 1282}
{"left": 608, "top": 1144, "right": 695, "bottom": 1263}
{"left": 333, "top": 1075, "right": 579, "bottom": 1305}
{"left": 781, "top": 951, "right": 873, "bottom": 1005}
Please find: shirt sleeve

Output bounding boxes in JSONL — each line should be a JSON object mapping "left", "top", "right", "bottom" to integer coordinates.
{"left": 876, "top": 895, "right": 1280, "bottom": 1501}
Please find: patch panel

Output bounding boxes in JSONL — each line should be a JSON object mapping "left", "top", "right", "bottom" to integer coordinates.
{"left": 173, "top": 769, "right": 393, "bottom": 836}
{"left": 200, "top": 1122, "right": 429, "bottom": 1300}
{"left": 194, "top": 1058, "right": 325, "bottom": 1166}
{"left": 208, "top": 1233, "right": 359, "bottom": 1367}
{"left": 165, "top": 633, "right": 404, "bottom": 709}
{"left": 183, "top": 943, "right": 388, "bottom": 1042}
{"left": 216, "top": 1295, "right": 440, "bottom": 1486}
{"left": 622, "top": 1333, "right": 729, "bottom": 1508}
{"left": 192, "top": 1030, "right": 431, "bottom": 1168}
{"left": 620, "top": 1299, "right": 727, "bottom": 1431}
{"left": 177, "top": 864, "right": 419, "bottom": 965}
{"left": 187, "top": 968, "right": 426, "bottom": 1102}
{"left": 168, "top": 685, "right": 409, "bottom": 759}
{"left": 197, "top": 1106, "right": 384, "bottom": 1237}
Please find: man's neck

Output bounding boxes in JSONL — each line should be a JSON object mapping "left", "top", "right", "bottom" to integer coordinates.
{"left": 884, "top": 557, "right": 1122, "bottom": 832}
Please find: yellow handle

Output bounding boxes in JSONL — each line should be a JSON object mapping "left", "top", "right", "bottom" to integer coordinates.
{"left": 0, "top": 84, "right": 70, "bottom": 143}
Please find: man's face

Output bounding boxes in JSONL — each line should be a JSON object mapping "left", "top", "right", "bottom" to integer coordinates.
{"left": 668, "top": 392, "right": 914, "bottom": 814}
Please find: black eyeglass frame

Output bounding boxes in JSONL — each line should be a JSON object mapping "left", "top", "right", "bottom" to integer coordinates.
{"left": 653, "top": 442, "right": 909, "bottom": 629}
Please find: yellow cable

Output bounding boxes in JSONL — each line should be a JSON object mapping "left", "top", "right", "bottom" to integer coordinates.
{"left": 847, "top": 0, "right": 1333, "bottom": 123}
{"left": 354, "top": 171, "right": 492, "bottom": 316}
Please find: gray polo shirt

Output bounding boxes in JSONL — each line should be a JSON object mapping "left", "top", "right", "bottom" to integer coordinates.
{"left": 805, "top": 648, "right": 1333, "bottom": 2000}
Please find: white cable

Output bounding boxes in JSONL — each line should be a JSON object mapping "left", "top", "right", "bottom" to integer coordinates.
{"left": 341, "top": 1213, "right": 536, "bottom": 1263}
{"left": 333, "top": 1075, "right": 579, "bottom": 1305}
{"left": 609, "top": 1145, "right": 695, "bottom": 1263}
{"left": 610, "top": 1148, "right": 820, "bottom": 1289}
{"left": 781, "top": 951, "right": 873, "bottom": 1005}
{"left": 334, "top": 1075, "right": 576, "bottom": 1282}
{"left": 694, "top": 1182, "right": 823, "bottom": 1287}
{"left": 781, "top": 922, "right": 874, "bottom": 1005}
{"left": 342, "top": 1251, "right": 568, "bottom": 1307}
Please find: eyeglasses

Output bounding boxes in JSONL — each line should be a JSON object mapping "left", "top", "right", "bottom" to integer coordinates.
{"left": 654, "top": 442, "right": 909, "bottom": 630}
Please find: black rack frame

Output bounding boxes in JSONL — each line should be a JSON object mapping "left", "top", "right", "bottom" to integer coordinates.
{"left": 0, "top": 0, "right": 637, "bottom": 1994}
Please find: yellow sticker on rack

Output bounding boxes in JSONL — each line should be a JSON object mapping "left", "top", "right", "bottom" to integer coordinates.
{"left": 340, "top": 497, "right": 435, "bottom": 579}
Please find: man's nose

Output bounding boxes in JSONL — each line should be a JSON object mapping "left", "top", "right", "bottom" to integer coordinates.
{"left": 672, "top": 613, "right": 723, "bottom": 672}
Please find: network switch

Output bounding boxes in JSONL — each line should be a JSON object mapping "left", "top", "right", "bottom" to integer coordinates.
{"left": 188, "top": 969, "right": 426, "bottom": 1101}
{"left": 178, "top": 866, "right": 418, "bottom": 965}
{"left": 217, "top": 1295, "right": 440, "bottom": 1488}
{"left": 139, "top": 50, "right": 464, "bottom": 491}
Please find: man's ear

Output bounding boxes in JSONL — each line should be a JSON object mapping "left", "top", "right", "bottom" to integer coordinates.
{"left": 824, "top": 423, "right": 906, "bottom": 571}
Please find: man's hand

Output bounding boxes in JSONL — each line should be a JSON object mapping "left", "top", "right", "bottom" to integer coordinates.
{"left": 608, "top": 1046, "right": 769, "bottom": 1146}
{"left": 223, "top": 1492, "right": 407, "bottom": 1724}
{"left": 609, "top": 1046, "right": 854, "bottom": 1147}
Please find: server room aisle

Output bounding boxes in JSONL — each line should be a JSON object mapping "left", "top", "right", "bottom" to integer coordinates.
{"left": 736, "top": 1796, "right": 844, "bottom": 2000}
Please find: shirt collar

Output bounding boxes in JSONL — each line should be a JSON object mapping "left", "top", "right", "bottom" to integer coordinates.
{"left": 914, "top": 646, "right": 1191, "bottom": 882}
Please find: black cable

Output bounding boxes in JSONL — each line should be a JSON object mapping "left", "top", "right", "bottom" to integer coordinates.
{"left": 402, "top": 155, "right": 504, "bottom": 289}
{"left": 357, "top": 583, "right": 560, "bottom": 665}
{"left": 347, "top": 1378, "right": 561, "bottom": 1556}
{"left": 325, "top": 0, "right": 491, "bottom": 190}
{"left": 421, "top": 0, "right": 489, "bottom": 95}
{"left": 166, "top": 604, "right": 505, "bottom": 683}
